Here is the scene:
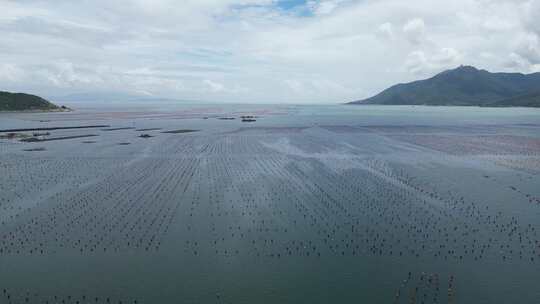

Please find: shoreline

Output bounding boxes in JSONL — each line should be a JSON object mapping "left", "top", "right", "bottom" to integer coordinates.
{"left": 344, "top": 103, "right": 540, "bottom": 108}
{"left": 0, "top": 108, "right": 73, "bottom": 113}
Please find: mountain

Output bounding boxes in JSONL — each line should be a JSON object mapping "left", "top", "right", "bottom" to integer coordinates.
{"left": 348, "top": 66, "right": 540, "bottom": 107}
{"left": 491, "top": 91, "right": 540, "bottom": 107}
{"left": 0, "top": 91, "right": 65, "bottom": 111}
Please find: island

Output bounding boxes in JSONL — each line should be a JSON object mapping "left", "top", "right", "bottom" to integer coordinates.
{"left": 348, "top": 66, "right": 540, "bottom": 107}
{"left": 0, "top": 91, "right": 69, "bottom": 111}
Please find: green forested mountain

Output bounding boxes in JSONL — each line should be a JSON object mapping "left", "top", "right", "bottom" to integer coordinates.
{"left": 0, "top": 91, "right": 61, "bottom": 111}
{"left": 491, "top": 91, "right": 540, "bottom": 107}
{"left": 348, "top": 66, "right": 540, "bottom": 107}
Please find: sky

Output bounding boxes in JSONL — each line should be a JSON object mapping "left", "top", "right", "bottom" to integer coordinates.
{"left": 1, "top": 0, "right": 539, "bottom": 104}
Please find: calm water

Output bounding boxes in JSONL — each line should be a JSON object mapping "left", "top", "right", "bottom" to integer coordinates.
{"left": 1, "top": 105, "right": 539, "bottom": 303}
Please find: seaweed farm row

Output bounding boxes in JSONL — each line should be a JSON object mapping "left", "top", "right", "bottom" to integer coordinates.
{"left": 0, "top": 106, "right": 539, "bottom": 303}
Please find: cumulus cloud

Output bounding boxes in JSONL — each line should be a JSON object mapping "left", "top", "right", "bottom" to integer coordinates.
{"left": 405, "top": 48, "right": 462, "bottom": 75}
{"left": 0, "top": 0, "right": 539, "bottom": 103}
{"left": 403, "top": 18, "right": 426, "bottom": 45}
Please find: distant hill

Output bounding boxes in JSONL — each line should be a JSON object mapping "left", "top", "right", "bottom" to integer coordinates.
{"left": 491, "top": 91, "right": 540, "bottom": 107}
{"left": 348, "top": 66, "right": 540, "bottom": 107}
{"left": 0, "top": 91, "right": 64, "bottom": 111}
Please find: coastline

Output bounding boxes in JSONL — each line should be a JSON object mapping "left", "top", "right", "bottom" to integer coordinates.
{"left": 344, "top": 103, "right": 540, "bottom": 108}
{"left": 0, "top": 108, "right": 73, "bottom": 113}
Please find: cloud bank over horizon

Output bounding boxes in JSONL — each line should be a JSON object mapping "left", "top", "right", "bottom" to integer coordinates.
{"left": 1, "top": 0, "right": 539, "bottom": 104}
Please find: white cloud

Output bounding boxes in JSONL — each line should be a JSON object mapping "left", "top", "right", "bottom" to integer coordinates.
{"left": 404, "top": 51, "right": 429, "bottom": 75}
{"left": 524, "top": 0, "right": 540, "bottom": 36}
{"left": 403, "top": 18, "right": 426, "bottom": 45}
{"left": 505, "top": 52, "right": 530, "bottom": 70}
{"left": 0, "top": 64, "right": 25, "bottom": 82}
{"left": 434, "top": 48, "right": 463, "bottom": 65}
{"left": 307, "top": 0, "right": 350, "bottom": 16}
{"left": 204, "top": 79, "right": 226, "bottom": 92}
{"left": 377, "top": 22, "right": 394, "bottom": 40}
{"left": 405, "top": 47, "right": 462, "bottom": 75}
{"left": 515, "top": 32, "right": 540, "bottom": 64}
{"left": 0, "top": 0, "right": 538, "bottom": 103}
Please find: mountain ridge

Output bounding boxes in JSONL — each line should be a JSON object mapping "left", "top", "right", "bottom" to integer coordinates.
{"left": 348, "top": 66, "right": 540, "bottom": 107}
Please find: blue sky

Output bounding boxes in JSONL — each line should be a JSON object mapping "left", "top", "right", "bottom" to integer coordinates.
{"left": 0, "top": 0, "right": 539, "bottom": 104}
{"left": 277, "top": 0, "right": 307, "bottom": 9}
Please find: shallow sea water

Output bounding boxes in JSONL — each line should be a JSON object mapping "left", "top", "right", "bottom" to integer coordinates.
{"left": 1, "top": 104, "right": 539, "bottom": 303}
